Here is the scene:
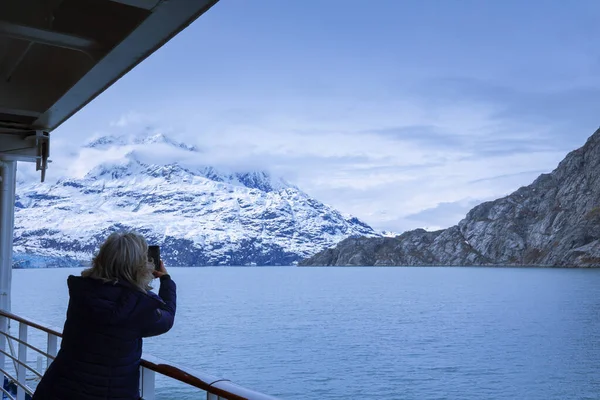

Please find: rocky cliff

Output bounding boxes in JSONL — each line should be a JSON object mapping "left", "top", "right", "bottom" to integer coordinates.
{"left": 300, "top": 128, "right": 600, "bottom": 267}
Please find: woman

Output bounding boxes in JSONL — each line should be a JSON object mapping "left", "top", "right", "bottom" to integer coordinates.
{"left": 33, "top": 232, "right": 176, "bottom": 400}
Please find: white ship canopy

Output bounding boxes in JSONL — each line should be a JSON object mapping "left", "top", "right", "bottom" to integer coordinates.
{"left": 0, "top": 0, "right": 218, "bottom": 168}
{"left": 0, "top": 0, "right": 219, "bottom": 311}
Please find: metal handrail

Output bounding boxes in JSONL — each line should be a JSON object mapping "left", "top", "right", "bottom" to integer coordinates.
{"left": 0, "top": 366, "right": 35, "bottom": 396}
{"left": 0, "top": 330, "right": 55, "bottom": 360}
{"left": 0, "top": 310, "right": 61, "bottom": 337}
{"left": 0, "top": 348, "right": 43, "bottom": 378}
{"left": 141, "top": 355, "right": 278, "bottom": 400}
{"left": 0, "top": 309, "right": 279, "bottom": 400}
{"left": 0, "top": 384, "right": 16, "bottom": 400}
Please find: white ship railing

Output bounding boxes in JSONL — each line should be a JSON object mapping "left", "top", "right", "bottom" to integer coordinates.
{"left": 0, "top": 310, "right": 278, "bottom": 400}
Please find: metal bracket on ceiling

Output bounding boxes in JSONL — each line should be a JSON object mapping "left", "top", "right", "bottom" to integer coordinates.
{"left": 0, "top": 130, "right": 50, "bottom": 182}
{"left": 31, "top": 131, "right": 50, "bottom": 183}
{"left": 0, "top": 21, "right": 102, "bottom": 61}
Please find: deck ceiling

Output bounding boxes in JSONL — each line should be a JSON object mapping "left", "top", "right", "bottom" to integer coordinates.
{"left": 0, "top": 0, "right": 218, "bottom": 135}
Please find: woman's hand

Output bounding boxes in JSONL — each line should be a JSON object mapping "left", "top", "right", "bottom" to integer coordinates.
{"left": 152, "top": 260, "right": 168, "bottom": 278}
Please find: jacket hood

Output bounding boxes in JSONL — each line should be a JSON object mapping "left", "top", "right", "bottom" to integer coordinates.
{"left": 67, "top": 275, "right": 162, "bottom": 325}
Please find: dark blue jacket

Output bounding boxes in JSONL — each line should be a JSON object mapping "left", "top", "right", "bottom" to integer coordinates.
{"left": 32, "top": 274, "right": 176, "bottom": 400}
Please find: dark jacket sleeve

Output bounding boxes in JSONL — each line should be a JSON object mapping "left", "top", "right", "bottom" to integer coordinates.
{"left": 141, "top": 275, "right": 177, "bottom": 337}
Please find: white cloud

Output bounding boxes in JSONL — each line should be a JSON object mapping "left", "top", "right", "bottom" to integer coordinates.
{"left": 110, "top": 111, "right": 153, "bottom": 128}
{"left": 24, "top": 82, "right": 589, "bottom": 235}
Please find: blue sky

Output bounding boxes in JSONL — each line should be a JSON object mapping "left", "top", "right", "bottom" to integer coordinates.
{"left": 41, "top": 0, "right": 600, "bottom": 232}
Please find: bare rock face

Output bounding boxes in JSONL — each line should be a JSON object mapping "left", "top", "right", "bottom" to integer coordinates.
{"left": 300, "top": 128, "right": 600, "bottom": 267}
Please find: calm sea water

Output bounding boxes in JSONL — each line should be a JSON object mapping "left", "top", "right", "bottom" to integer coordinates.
{"left": 10, "top": 267, "right": 600, "bottom": 400}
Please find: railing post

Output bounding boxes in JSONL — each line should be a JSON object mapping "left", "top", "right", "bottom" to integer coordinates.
{"left": 46, "top": 333, "right": 58, "bottom": 371}
{"left": 16, "top": 323, "right": 27, "bottom": 400}
{"left": 140, "top": 366, "right": 155, "bottom": 400}
{"left": 0, "top": 160, "right": 17, "bottom": 314}
{"left": 0, "top": 315, "right": 6, "bottom": 380}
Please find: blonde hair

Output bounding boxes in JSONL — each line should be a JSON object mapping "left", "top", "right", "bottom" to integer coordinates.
{"left": 82, "top": 231, "right": 154, "bottom": 292}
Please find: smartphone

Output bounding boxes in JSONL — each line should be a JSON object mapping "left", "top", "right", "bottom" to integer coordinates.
{"left": 148, "top": 245, "right": 161, "bottom": 271}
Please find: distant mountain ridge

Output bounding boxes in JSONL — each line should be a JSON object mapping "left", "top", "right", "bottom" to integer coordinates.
{"left": 13, "top": 133, "right": 378, "bottom": 267}
{"left": 301, "top": 128, "right": 600, "bottom": 267}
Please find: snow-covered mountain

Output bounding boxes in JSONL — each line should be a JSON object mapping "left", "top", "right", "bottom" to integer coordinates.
{"left": 12, "top": 133, "right": 378, "bottom": 267}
